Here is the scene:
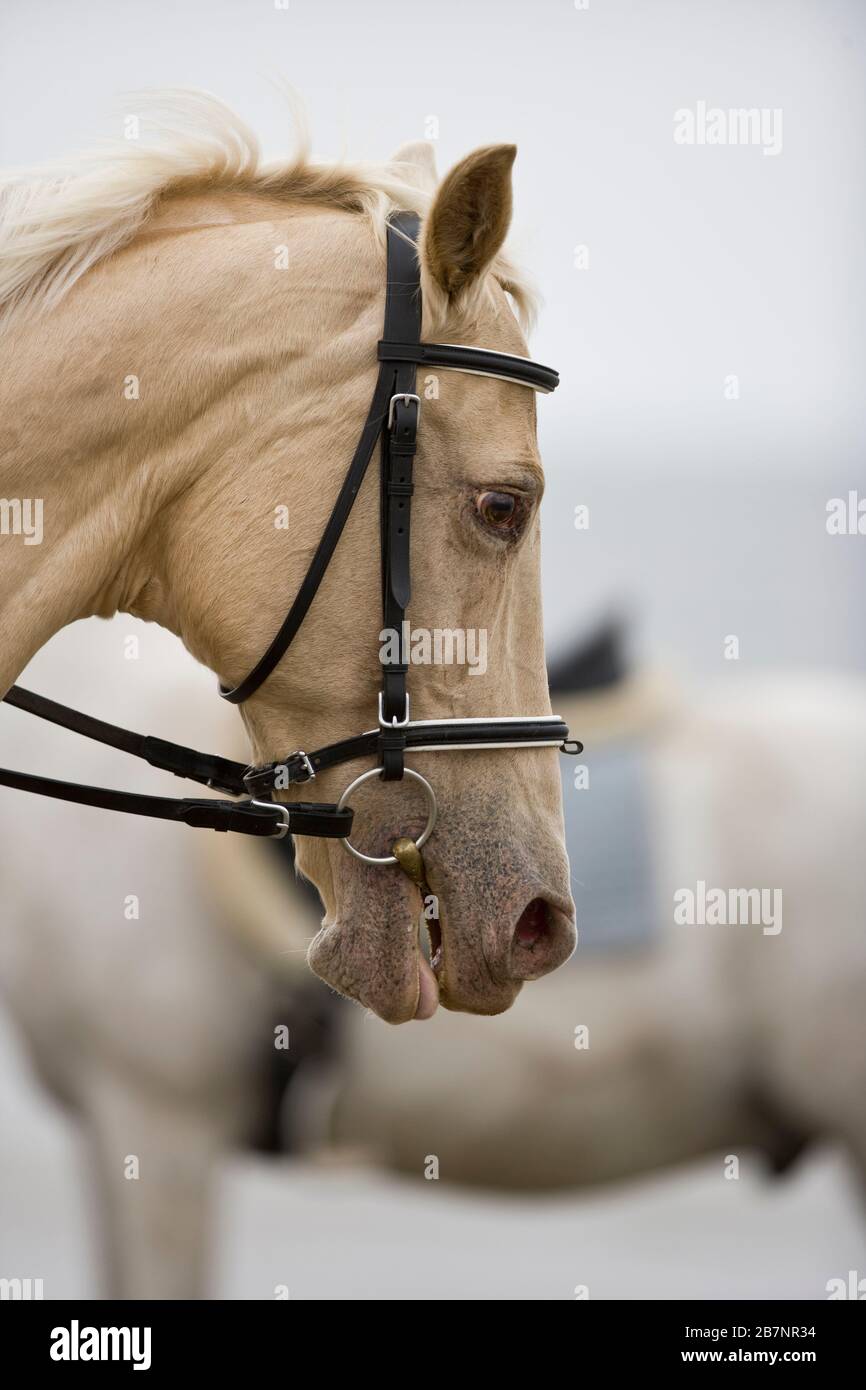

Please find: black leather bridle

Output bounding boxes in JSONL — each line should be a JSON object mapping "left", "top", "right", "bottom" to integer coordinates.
{"left": 0, "top": 214, "right": 581, "bottom": 851}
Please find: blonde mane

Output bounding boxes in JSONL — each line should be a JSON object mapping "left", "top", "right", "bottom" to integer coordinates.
{"left": 0, "top": 89, "right": 536, "bottom": 335}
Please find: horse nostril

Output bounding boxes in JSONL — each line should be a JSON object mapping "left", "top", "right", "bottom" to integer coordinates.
{"left": 510, "top": 897, "right": 576, "bottom": 980}
{"left": 513, "top": 897, "right": 551, "bottom": 949}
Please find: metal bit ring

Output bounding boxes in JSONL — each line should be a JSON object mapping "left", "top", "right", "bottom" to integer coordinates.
{"left": 336, "top": 767, "right": 437, "bottom": 866}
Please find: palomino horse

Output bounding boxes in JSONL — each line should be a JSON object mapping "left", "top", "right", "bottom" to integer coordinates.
{"left": 0, "top": 94, "right": 575, "bottom": 1025}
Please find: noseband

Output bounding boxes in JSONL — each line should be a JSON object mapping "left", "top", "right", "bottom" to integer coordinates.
{"left": 1, "top": 214, "right": 581, "bottom": 852}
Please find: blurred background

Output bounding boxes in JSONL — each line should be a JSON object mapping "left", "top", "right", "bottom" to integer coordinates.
{"left": 1, "top": 0, "right": 864, "bottom": 1299}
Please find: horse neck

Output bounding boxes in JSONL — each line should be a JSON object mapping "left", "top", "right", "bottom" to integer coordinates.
{"left": 0, "top": 196, "right": 381, "bottom": 694}
{"left": 0, "top": 272, "right": 195, "bottom": 691}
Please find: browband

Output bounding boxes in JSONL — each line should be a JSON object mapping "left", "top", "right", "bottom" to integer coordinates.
{"left": 377, "top": 341, "right": 559, "bottom": 394}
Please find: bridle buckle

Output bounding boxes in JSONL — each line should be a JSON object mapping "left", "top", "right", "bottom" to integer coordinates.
{"left": 250, "top": 799, "right": 291, "bottom": 839}
{"left": 387, "top": 392, "right": 421, "bottom": 431}
{"left": 378, "top": 690, "right": 410, "bottom": 728}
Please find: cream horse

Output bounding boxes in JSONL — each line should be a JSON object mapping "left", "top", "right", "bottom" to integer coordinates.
{"left": 0, "top": 94, "right": 575, "bottom": 1025}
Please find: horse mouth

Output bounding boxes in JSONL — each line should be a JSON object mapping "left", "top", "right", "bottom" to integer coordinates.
{"left": 308, "top": 831, "right": 576, "bottom": 1025}
{"left": 414, "top": 914, "right": 442, "bottom": 1020}
{"left": 426, "top": 918, "right": 443, "bottom": 972}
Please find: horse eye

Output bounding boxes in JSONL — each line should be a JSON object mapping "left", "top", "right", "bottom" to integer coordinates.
{"left": 475, "top": 490, "right": 527, "bottom": 534}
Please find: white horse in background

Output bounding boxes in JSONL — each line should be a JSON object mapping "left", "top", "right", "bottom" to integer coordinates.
{"left": 1, "top": 620, "right": 865, "bottom": 1295}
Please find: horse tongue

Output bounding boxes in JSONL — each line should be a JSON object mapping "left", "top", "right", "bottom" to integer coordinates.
{"left": 414, "top": 952, "right": 439, "bottom": 1019}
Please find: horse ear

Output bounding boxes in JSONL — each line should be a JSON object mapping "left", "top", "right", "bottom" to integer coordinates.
{"left": 421, "top": 144, "right": 516, "bottom": 299}
{"left": 388, "top": 140, "right": 438, "bottom": 192}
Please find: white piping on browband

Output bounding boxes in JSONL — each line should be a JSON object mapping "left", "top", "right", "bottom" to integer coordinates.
{"left": 408, "top": 739, "right": 564, "bottom": 751}
{"left": 432, "top": 345, "right": 556, "bottom": 393}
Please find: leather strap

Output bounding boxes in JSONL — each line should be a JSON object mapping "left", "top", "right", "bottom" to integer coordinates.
{"left": 217, "top": 359, "right": 395, "bottom": 704}
{"left": 378, "top": 213, "right": 421, "bottom": 777}
{"left": 0, "top": 681, "right": 578, "bottom": 832}
{"left": 4, "top": 685, "right": 248, "bottom": 795}
{"left": 242, "top": 716, "right": 580, "bottom": 798}
{"left": 378, "top": 341, "right": 559, "bottom": 394}
{"left": 0, "top": 763, "right": 352, "bottom": 838}
{"left": 0, "top": 685, "right": 351, "bottom": 838}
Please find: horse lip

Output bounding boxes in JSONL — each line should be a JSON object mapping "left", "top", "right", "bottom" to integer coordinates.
{"left": 312, "top": 870, "right": 438, "bottom": 1025}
